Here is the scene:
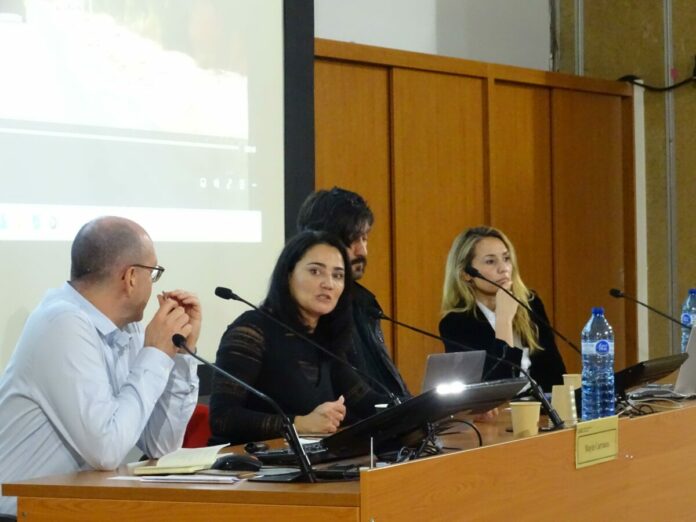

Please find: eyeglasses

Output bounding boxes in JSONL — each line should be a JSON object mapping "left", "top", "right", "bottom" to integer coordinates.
{"left": 131, "top": 264, "right": 165, "bottom": 283}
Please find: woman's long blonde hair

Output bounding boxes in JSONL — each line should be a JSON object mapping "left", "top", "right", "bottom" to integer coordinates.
{"left": 441, "top": 226, "right": 541, "bottom": 352}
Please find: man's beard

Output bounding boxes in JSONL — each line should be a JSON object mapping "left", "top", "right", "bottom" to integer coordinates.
{"left": 351, "top": 256, "right": 367, "bottom": 280}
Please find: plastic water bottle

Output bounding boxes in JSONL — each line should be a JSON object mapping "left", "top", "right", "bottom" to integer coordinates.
{"left": 581, "top": 307, "right": 615, "bottom": 420}
{"left": 680, "top": 289, "right": 696, "bottom": 353}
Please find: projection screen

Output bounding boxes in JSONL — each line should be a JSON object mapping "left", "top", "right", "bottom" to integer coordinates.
{"left": 0, "top": 0, "right": 287, "bottom": 368}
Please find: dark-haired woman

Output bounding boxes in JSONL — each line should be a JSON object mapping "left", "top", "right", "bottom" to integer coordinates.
{"left": 209, "top": 231, "right": 382, "bottom": 444}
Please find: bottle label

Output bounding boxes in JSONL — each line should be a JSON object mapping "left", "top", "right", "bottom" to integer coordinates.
{"left": 595, "top": 340, "right": 610, "bottom": 354}
{"left": 682, "top": 313, "right": 693, "bottom": 326}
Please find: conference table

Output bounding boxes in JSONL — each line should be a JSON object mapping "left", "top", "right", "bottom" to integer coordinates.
{"left": 5, "top": 401, "right": 696, "bottom": 521}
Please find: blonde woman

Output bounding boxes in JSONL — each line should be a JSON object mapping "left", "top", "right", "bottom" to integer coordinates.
{"left": 439, "top": 227, "right": 566, "bottom": 392}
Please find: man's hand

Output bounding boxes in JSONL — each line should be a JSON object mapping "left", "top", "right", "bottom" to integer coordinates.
{"left": 294, "top": 396, "right": 346, "bottom": 434}
{"left": 144, "top": 297, "right": 191, "bottom": 358}
{"left": 162, "top": 290, "right": 202, "bottom": 352}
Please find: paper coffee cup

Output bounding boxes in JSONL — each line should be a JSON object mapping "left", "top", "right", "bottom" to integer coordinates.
{"left": 510, "top": 401, "right": 541, "bottom": 438}
{"left": 563, "top": 373, "right": 582, "bottom": 391}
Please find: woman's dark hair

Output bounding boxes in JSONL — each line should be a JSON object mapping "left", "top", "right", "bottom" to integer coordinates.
{"left": 263, "top": 230, "right": 353, "bottom": 350}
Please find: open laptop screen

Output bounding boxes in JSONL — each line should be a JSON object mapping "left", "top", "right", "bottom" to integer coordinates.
{"left": 421, "top": 351, "right": 487, "bottom": 393}
{"left": 675, "top": 329, "right": 696, "bottom": 395}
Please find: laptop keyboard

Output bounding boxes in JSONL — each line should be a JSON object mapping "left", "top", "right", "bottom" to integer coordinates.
{"left": 254, "top": 441, "right": 335, "bottom": 465}
{"left": 628, "top": 384, "right": 690, "bottom": 400}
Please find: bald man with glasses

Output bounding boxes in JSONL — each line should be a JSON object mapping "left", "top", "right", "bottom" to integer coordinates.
{"left": 0, "top": 216, "right": 201, "bottom": 518}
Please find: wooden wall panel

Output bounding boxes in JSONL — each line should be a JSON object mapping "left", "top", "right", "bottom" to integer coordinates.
{"left": 621, "top": 97, "right": 638, "bottom": 366}
{"left": 392, "top": 69, "right": 486, "bottom": 390}
{"left": 559, "top": 1, "right": 673, "bottom": 359}
{"left": 552, "top": 89, "right": 627, "bottom": 372}
{"left": 314, "top": 39, "right": 635, "bottom": 389}
{"left": 361, "top": 406, "right": 696, "bottom": 521}
{"left": 18, "top": 498, "right": 359, "bottom": 522}
{"left": 489, "top": 82, "right": 554, "bottom": 323}
{"left": 314, "top": 60, "right": 394, "bottom": 352}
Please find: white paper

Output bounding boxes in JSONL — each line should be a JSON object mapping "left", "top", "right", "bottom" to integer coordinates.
{"left": 298, "top": 437, "right": 323, "bottom": 445}
{"left": 108, "top": 474, "right": 241, "bottom": 484}
{"left": 139, "top": 474, "right": 241, "bottom": 484}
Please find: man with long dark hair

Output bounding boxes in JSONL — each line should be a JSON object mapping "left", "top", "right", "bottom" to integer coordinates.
{"left": 297, "top": 187, "right": 410, "bottom": 400}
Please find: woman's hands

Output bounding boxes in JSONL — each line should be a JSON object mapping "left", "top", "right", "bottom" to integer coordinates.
{"left": 472, "top": 407, "right": 499, "bottom": 422}
{"left": 494, "top": 288, "right": 518, "bottom": 346}
{"left": 294, "top": 396, "right": 346, "bottom": 434}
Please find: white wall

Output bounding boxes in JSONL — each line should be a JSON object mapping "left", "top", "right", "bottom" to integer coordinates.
{"left": 315, "top": 0, "right": 552, "bottom": 71}
{"left": 314, "top": 0, "right": 439, "bottom": 55}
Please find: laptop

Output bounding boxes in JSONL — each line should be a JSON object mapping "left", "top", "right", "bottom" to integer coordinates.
{"left": 420, "top": 351, "right": 487, "bottom": 393}
{"left": 674, "top": 328, "right": 696, "bottom": 395}
{"left": 618, "top": 331, "right": 694, "bottom": 401}
{"left": 253, "top": 377, "right": 527, "bottom": 467}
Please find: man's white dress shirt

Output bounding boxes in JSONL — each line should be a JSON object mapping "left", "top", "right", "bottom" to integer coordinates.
{"left": 0, "top": 282, "right": 198, "bottom": 515}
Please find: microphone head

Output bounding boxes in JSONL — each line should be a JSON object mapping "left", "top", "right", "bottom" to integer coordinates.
{"left": 172, "top": 334, "right": 186, "bottom": 348}
{"left": 464, "top": 266, "right": 480, "bottom": 278}
{"left": 609, "top": 288, "right": 624, "bottom": 298}
{"left": 215, "top": 286, "right": 236, "bottom": 300}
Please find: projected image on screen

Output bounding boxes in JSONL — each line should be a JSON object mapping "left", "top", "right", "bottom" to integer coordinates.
{"left": 0, "top": 0, "right": 285, "bottom": 374}
{"left": 0, "top": 0, "right": 270, "bottom": 242}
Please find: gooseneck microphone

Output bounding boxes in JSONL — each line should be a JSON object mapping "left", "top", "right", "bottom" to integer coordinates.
{"left": 464, "top": 266, "right": 582, "bottom": 356}
{"left": 609, "top": 288, "right": 691, "bottom": 329}
{"left": 214, "top": 286, "right": 402, "bottom": 406}
{"left": 371, "top": 309, "right": 565, "bottom": 431}
{"left": 172, "top": 334, "right": 316, "bottom": 482}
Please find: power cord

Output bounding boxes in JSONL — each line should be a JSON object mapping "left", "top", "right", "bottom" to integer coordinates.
{"left": 618, "top": 55, "right": 696, "bottom": 92}
{"left": 441, "top": 417, "right": 483, "bottom": 447}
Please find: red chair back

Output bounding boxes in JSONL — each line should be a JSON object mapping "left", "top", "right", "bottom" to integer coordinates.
{"left": 182, "top": 403, "right": 212, "bottom": 448}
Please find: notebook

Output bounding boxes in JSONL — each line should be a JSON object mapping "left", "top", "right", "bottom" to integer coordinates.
{"left": 134, "top": 444, "right": 228, "bottom": 476}
{"left": 420, "top": 351, "right": 487, "bottom": 393}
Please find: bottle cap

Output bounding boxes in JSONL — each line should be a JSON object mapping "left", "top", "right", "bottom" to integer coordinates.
{"left": 689, "top": 289, "right": 696, "bottom": 295}
{"left": 592, "top": 307, "right": 604, "bottom": 315}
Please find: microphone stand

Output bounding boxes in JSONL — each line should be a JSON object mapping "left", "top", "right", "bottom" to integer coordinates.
{"left": 464, "top": 266, "right": 582, "bottom": 356}
{"left": 373, "top": 311, "right": 565, "bottom": 431}
{"left": 610, "top": 288, "right": 691, "bottom": 329}
{"left": 172, "top": 335, "right": 316, "bottom": 483}
{"left": 215, "top": 286, "right": 402, "bottom": 407}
